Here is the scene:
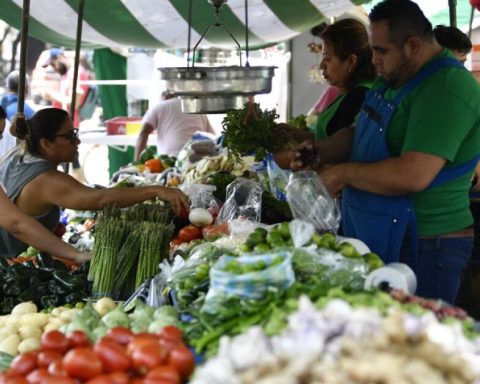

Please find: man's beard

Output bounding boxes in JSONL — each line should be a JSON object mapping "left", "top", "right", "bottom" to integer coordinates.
{"left": 57, "top": 63, "right": 68, "bottom": 76}
{"left": 382, "top": 52, "right": 413, "bottom": 87}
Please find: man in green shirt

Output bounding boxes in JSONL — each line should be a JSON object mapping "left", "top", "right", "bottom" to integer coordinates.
{"left": 292, "top": 0, "right": 480, "bottom": 304}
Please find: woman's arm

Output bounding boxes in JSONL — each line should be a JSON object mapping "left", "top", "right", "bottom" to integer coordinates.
{"left": 31, "top": 170, "right": 190, "bottom": 216}
{"left": 0, "top": 190, "right": 89, "bottom": 262}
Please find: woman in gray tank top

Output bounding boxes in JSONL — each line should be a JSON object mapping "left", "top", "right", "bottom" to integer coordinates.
{"left": 0, "top": 108, "right": 189, "bottom": 257}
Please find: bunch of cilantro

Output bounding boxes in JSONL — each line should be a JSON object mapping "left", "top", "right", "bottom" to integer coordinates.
{"left": 222, "top": 102, "right": 292, "bottom": 162}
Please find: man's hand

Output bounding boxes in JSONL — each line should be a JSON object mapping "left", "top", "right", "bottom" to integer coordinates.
{"left": 290, "top": 140, "right": 319, "bottom": 170}
{"left": 319, "top": 164, "right": 348, "bottom": 198}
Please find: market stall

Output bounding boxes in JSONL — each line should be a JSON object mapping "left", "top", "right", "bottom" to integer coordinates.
{"left": 0, "top": 1, "right": 479, "bottom": 383}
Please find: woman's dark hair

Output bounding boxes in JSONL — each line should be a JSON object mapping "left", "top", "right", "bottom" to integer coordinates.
{"left": 0, "top": 106, "right": 6, "bottom": 120}
{"left": 321, "top": 18, "right": 376, "bottom": 90}
{"left": 369, "top": 0, "right": 433, "bottom": 47}
{"left": 10, "top": 108, "right": 69, "bottom": 156}
{"left": 434, "top": 25, "right": 472, "bottom": 55}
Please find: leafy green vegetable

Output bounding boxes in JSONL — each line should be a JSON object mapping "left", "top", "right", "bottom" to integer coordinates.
{"left": 287, "top": 114, "right": 308, "bottom": 130}
{"left": 222, "top": 102, "right": 291, "bottom": 161}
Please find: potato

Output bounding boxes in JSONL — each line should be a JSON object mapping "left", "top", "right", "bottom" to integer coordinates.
{"left": 17, "top": 338, "right": 40, "bottom": 354}
{"left": 50, "top": 307, "right": 65, "bottom": 317}
{"left": 11, "top": 302, "right": 38, "bottom": 316}
{"left": 18, "top": 325, "right": 42, "bottom": 340}
{"left": 5, "top": 314, "right": 22, "bottom": 327}
{"left": 20, "top": 313, "right": 49, "bottom": 328}
{"left": 47, "top": 318, "right": 65, "bottom": 328}
{"left": 0, "top": 334, "right": 20, "bottom": 356}
{"left": 0, "top": 324, "right": 19, "bottom": 337}
{"left": 44, "top": 323, "right": 60, "bottom": 332}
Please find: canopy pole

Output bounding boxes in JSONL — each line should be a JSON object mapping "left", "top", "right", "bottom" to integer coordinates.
{"left": 70, "top": 0, "right": 85, "bottom": 125}
{"left": 449, "top": 0, "right": 457, "bottom": 28}
{"left": 469, "top": 4, "right": 475, "bottom": 38}
{"left": 17, "top": 0, "right": 31, "bottom": 115}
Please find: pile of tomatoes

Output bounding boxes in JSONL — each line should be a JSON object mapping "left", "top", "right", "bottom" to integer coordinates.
{"left": 1, "top": 326, "right": 195, "bottom": 384}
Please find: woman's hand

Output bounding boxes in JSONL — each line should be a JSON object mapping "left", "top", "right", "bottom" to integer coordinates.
{"left": 156, "top": 187, "right": 190, "bottom": 216}
{"left": 72, "top": 251, "right": 91, "bottom": 263}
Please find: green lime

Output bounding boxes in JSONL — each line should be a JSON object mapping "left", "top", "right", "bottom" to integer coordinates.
{"left": 253, "top": 243, "right": 271, "bottom": 253}
{"left": 338, "top": 242, "right": 361, "bottom": 258}
{"left": 363, "top": 252, "right": 384, "bottom": 270}
{"left": 239, "top": 243, "right": 251, "bottom": 253}
{"left": 266, "top": 230, "right": 284, "bottom": 247}
{"left": 277, "top": 222, "right": 291, "bottom": 239}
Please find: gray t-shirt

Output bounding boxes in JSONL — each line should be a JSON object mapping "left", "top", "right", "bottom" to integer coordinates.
{"left": 0, "top": 146, "right": 58, "bottom": 257}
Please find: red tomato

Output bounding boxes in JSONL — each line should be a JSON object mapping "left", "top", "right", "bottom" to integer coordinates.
{"left": 167, "top": 347, "right": 195, "bottom": 380}
{"left": 0, "top": 375, "right": 29, "bottom": 384}
{"left": 131, "top": 344, "right": 167, "bottom": 374}
{"left": 108, "top": 372, "right": 129, "bottom": 384}
{"left": 129, "top": 379, "right": 144, "bottom": 384}
{"left": 47, "top": 360, "right": 67, "bottom": 377}
{"left": 54, "top": 222, "right": 67, "bottom": 238}
{"left": 158, "top": 326, "right": 182, "bottom": 342}
{"left": 85, "top": 375, "right": 114, "bottom": 384}
{"left": 37, "top": 351, "right": 62, "bottom": 368}
{"left": 40, "top": 331, "right": 70, "bottom": 354}
{"left": 93, "top": 340, "right": 130, "bottom": 373}
{"left": 62, "top": 347, "right": 103, "bottom": 380}
{"left": 177, "top": 225, "right": 202, "bottom": 243}
{"left": 126, "top": 336, "right": 159, "bottom": 357}
{"left": 42, "top": 378, "right": 76, "bottom": 384}
{"left": 106, "top": 327, "right": 134, "bottom": 346}
{"left": 201, "top": 222, "right": 230, "bottom": 239}
{"left": 67, "top": 330, "right": 91, "bottom": 348}
{"left": 145, "top": 366, "right": 180, "bottom": 384}
{"left": 158, "top": 338, "right": 180, "bottom": 355}
{"left": 10, "top": 353, "right": 37, "bottom": 376}
{"left": 26, "top": 368, "right": 51, "bottom": 384}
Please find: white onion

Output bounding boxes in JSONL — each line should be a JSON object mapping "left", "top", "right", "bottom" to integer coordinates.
{"left": 189, "top": 208, "right": 213, "bottom": 227}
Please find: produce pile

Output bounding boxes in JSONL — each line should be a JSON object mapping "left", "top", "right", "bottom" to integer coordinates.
{"left": 193, "top": 296, "right": 480, "bottom": 384}
{"left": 0, "top": 252, "right": 89, "bottom": 314}
{"left": 89, "top": 201, "right": 174, "bottom": 299}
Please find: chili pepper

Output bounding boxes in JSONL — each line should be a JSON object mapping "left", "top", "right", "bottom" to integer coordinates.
{"left": 64, "top": 293, "right": 84, "bottom": 305}
{"left": 0, "top": 258, "right": 10, "bottom": 272}
{"left": 53, "top": 271, "right": 87, "bottom": 291}
{"left": 48, "top": 280, "right": 68, "bottom": 296}
{"left": 40, "top": 295, "right": 60, "bottom": 308}
{"left": 3, "top": 280, "right": 21, "bottom": 296}
{"left": 0, "top": 297, "right": 14, "bottom": 314}
{"left": 52, "top": 260, "right": 69, "bottom": 272}
{"left": 36, "top": 252, "right": 54, "bottom": 268}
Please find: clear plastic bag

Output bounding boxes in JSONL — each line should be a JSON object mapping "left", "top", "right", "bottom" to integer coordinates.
{"left": 286, "top": 171, "right": 341, "bottom": 233}
{"left": 201, "top": 251, "right": 295, "bottom": 314}
{"left": 215, "top": 178, "right": 263, "bottom": 224}
{"left": 265, "top": 153, "right": 292, "bottom": 201}
{"left": 183, "top": 183, "right": 220, "bottom": 211}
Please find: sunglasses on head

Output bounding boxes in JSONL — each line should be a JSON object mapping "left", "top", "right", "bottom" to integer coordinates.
{"left": 53, "top": 129, "right": 79, "bottom": 144}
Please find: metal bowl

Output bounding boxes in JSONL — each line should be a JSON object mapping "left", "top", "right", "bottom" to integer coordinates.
{"left": 180, "top": 95, "right": 248, "bottom": 114}
{"left": 160, "top": 66, "right": 275, "bottom": 96}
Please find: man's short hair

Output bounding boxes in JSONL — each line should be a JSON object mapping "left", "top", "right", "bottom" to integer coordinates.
{"left": 41, "top": 47, "right": 64, "bottom": 68}
{"left": 434, "top": 25, "right": 472, "bottom": 55}
{"left": 369, "top": 0, "right": 433, "bottom": 47}
{"left": 0, "top": 106, "right": 6, "bottom": 120}
{"left": 6, "top": 70, "right": 29, "bottom": 93}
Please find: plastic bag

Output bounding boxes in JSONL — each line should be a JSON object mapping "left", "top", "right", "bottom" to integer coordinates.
{"left": 286, "top": 171, "right": 340, "bottom": 233}
{"left": 265, "top": 153, "right": 292, "bottom": 201}
{"left": 289, "top": 219, "right": 315, "bottom": 248}
{"left": 215, "top": 178, "right": 263, "bottom": 224}
{"left": 201, "top": 251, "right": 295, "bottom": 314}
{"left": 183, "top": 183, "right": 220, "bottom": 211}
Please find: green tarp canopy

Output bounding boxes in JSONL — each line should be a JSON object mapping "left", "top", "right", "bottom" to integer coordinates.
{"left": 0, "top": 0, "right": 370, "bottom": 50}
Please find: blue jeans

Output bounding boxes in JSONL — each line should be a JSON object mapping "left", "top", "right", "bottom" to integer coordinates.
{"left": 399, "top": 235, "right": 472, "bottom": 304}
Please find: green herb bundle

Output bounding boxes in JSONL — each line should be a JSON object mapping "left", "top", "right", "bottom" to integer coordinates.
{"left": 222, "top": 102, "right": 290, "bottom": 161}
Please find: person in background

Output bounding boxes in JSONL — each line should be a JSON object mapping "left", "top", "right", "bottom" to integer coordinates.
{"left": 434, "top": 25, "right": 480, "bottom": 316}
{"left": 292, "top": 0, "right": 480, "bottom": 304}
{"left": 41, "top": 48, "right": 89, "bottom": 182}
{"left": 0, "top": 108, "right": 189, "bottom": 257}
{"left": 434, "top": 25, "right": 472, "bottom": 64}
{"left": 134, "top": 91, "right": 215, "bottom": 160}
{"left": 0, "top": 106, "right": 12, "bottom": 158}
{"left": 275, "top": 18, "right": 375, "bottom": 167}
{"left": 305, "top": 23, "right": 340, "bottom": 127}
{"left": 1, "top": 70, "right": 36, "bottom": 121}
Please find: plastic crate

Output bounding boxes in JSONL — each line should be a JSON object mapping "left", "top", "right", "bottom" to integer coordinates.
{"left": 105, "top": 116, "right": 142, "bottom": 135}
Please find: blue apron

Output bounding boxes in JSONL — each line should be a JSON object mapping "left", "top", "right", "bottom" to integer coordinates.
{"left": 341, "top": 57, "right": 479, "bottom": 263}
